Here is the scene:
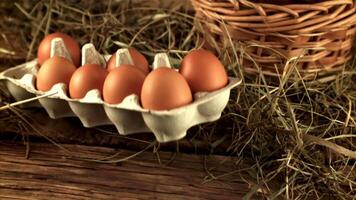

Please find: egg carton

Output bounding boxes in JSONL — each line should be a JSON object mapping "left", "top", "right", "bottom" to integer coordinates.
{"left": 0, "top": 38, "right": 242, "bottom": 142}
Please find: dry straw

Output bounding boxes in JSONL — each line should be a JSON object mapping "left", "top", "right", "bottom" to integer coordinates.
{"left": 0, "top": 0, "right": 355, "bottom": 199}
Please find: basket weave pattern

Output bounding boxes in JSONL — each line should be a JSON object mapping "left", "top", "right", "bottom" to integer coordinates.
{"left": 192, "top": 0, "right": 356, "bottom": 79}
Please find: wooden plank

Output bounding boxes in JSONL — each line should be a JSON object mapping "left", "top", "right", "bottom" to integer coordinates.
{"left": 0, "top": 108, "right": 231, "bottom": 154}
{"left": 0, "top": 141, "right": 251, "bottom": 200}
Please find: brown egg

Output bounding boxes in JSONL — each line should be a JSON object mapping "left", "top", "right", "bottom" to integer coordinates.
{"left": 141, "top": 67, "right": 192, "bottom": 110}
{"left": 106, "top": 48, "right": 149, "bottom": 74}
{"left": 37, "top": 32, "right": 81, "bottom": 67}
{"left": 180, "top": 49, "right": 228, "bottom": 93}
{"left": 103, "top": 65, "right": 146, "bottom": 104}
{"left": 36, "top": 56, "right": 76, "bottom": 92}
{"left": 69, "top": 64, "right": 108, "bottom": 99}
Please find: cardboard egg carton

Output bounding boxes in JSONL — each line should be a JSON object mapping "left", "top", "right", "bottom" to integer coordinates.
{"left": 0, "top": 38, "right": 242, "bottom": 142}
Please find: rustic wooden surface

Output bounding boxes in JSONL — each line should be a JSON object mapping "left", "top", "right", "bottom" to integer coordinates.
{"left": 0, "top": 141, "right": 252, "bottom": 200}
{"left": 0, "top": 108, "right": 233, "bottom": 154}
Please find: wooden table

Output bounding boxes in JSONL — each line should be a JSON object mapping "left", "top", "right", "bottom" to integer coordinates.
{"left": 0, "top": 141, "right": 251, "bottom": 200}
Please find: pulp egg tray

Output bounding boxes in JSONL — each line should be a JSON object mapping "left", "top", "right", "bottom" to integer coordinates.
{"left": 0, "top": 38, "right": 242, "bottom": 142}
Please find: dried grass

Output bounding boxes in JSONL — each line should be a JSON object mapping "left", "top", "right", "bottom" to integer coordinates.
{"left": 0, "top": 0, "right": 355, "bottom": 199}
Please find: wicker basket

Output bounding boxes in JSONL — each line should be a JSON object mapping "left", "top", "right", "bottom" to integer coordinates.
{"left": 192, "top": 0, "right": 356, "bottom": 80}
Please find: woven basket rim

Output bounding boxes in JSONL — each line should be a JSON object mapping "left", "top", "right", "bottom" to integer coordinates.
{"left": 193, "top": 0, "right": 354, "bottom": 8}
{"left": 192, "top": 0, "right": 356, "bottom": 81}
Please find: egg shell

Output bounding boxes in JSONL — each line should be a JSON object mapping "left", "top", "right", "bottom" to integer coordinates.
{"left": 37, "top": 32, "right": 81, "bottom": 67}
{"left": 180, "top": 49, "right": 228, "bottom": 93}
{"left": 69, "top": 64, "right": 108, "bottom": 99}
{"left": 141, "top": 67, "right": 192, "bottom": 110}
{"left": 107, "top": 48, "right": 149, "bottom": 74}
{"left": 103, "top": 65, "right": 146, "bottom": 104}
{"left": 36, "top": 56, "right": 76, "bottom": 92}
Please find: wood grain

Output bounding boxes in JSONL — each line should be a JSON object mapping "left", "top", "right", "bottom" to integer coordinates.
{"left": 0, "top": 108, "right": 232, "bottom": 154}
{"left": 0, "top": 141, "right": 251, "bottom": 200}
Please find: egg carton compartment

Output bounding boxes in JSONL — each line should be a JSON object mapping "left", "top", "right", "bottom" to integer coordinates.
{"left": 0, "top": 39, "right": 242, "bottom": 142}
